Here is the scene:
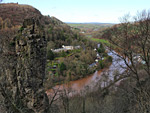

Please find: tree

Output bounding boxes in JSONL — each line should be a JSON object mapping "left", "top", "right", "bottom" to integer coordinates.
{"left": 97, "top": 43, "right": 105, "bottom": 53}
{"left": 103, "top": 10, "right": 150, "bottom": 112}
{"left": 59, "top": 62, "right": 66, "bottom": 76}
{"left": 47, "top": 49, "right": 54, "bottom": 60}
{"left": 98, "top": 60, "right": 105, "bottom": 69}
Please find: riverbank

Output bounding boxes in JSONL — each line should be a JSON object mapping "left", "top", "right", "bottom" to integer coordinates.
{"left": 46, "top": 49, "right": 122, "bottom": 97}
{"left": 46, "top": 60, "right": 112, "bottom": 91}
{"left": 45, "top": 51, "right": 112, "bottom": 91}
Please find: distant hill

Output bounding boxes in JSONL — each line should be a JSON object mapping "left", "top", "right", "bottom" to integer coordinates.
{"left": 67, "top": 22, "right": 114, "bottom": 35}
{"left": 66, "top": 22, "right": 115, "bottom": 24}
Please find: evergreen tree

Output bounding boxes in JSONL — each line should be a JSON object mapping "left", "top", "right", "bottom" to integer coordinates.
{"left": 47, "top": 50, "right": 54, "bottom": 60}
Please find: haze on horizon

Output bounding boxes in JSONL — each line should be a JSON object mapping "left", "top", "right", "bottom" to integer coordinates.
{"left": 1, "top": 0, "right": 150, "bottom": 23}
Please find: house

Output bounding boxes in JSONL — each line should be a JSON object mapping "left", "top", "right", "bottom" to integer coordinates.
{"left": 52, "top": 45, "right": 81, "bottom": 53}
{"left": 62, "top": 45, "right": 74, "bottom": 50}
{"left": 96, "top": 53, "right": 100, "bottom": 57}
{"left": 51, "top": 48, "right": 66, "bottom": 52}
{"left": 95, "top": 59, "right": 99, "bottom": 62}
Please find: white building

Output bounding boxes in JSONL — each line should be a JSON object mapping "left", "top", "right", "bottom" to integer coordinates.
{"left": 62, "top": 45, "right": 74, "bottom": 50}
{"left": 52, "top": 45, "right": 80, "bottom": 53}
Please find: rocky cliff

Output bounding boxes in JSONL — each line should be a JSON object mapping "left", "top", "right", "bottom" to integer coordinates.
{"left": 0, "top": 17, "right": 49, "bottom": 113}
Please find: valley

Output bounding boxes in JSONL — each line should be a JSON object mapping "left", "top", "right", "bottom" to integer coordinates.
{"left": 0, "top": 1, "right": 150, "bottom": 113}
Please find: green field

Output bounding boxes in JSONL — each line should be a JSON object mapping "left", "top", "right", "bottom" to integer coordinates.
{"left": 90, "top": 38, "right": 118, "bottom": 49}
{"left": 91, "top": 38, "right": 109, "bottom": 44}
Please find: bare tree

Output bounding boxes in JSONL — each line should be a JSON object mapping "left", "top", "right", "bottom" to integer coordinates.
{"left": 103, "top": 10, "right": 150, "bottom": 113}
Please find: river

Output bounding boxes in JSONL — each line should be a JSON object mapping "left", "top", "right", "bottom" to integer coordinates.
{"left": 46, "top": 49, "right": 127, "bottom": 97}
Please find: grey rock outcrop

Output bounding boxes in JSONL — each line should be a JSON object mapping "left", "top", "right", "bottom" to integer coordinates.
{"left": 0, "top": 18, "right": 49, "bottom": 113}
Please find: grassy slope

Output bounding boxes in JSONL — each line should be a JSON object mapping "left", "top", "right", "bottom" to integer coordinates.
{"left": 90, "top": 38, "right": 109, "bottom": 44}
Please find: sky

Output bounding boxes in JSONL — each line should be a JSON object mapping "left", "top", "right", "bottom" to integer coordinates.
{"left": 1, "top": 0, "right": 150, "bottom": 23}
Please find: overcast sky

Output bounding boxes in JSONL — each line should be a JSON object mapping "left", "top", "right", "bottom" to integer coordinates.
{"left": 1, "top": 0, "right": 150, "bottom": 23}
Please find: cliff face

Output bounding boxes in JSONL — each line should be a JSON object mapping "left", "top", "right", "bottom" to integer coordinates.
{"left": 0, "top": 18, "right": 49, "bottom": 112}
{"left": 16, "top": 18, "right": 49, "bottom": 112}
{"left": 0, "top": 25, "right": 18, "bottom": 112}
